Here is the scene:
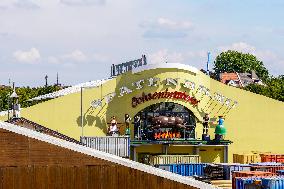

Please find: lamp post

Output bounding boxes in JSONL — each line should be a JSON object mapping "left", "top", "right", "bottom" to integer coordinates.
{"left": 81, "top": 87, "right": 83, "bottom": 137}
{"left": 7, "top": 94, "right": 10, "bottom": 120}
{"left": 10, "top": 83, "right": 19, "bottom": 119}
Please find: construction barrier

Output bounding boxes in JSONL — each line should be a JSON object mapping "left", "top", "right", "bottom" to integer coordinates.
{"left": 232, "top": 171, "right": 273, "bottom": 189}
{"left": 235, "top": 177, "right": 262, "bottom": 189}
{"left": 235, "top": 177, "right": 284, "bottom": 189}
{"left": 262, "top": 177, "right": 284, "bottom": 188}
{"left": 155, "top": 163, "right": 207, "bottom": 176}
{"left": 150, "top": 155, "right": 200, "bottom": 165}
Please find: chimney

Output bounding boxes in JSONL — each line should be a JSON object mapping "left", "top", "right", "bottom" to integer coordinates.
{"left": 251, "top": 70, "right": 258, "bottom": 80}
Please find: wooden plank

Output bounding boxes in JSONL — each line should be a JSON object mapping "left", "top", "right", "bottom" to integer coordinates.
{"left": 0, "top": 129, "right": 200, "bottom": 189}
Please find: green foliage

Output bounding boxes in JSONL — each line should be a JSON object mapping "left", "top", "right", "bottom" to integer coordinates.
{"left": 214, "top": 50, "right": 269, "bottom": 81}
{"left": 214, "top": 50, "right": 284, "bottom": 102}
{"left": 244, "top": 75, "right": 284, "bottom": 102}
{"left": 0, "top": 85, "right": 61, "bottom": 111}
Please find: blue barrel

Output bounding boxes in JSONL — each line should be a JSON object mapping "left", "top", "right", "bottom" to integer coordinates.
{"left": 235, "top": 177, "right": 260, "bottom": 189}
{"left": 262, "top": 177, "right": 284, "bottom": 189}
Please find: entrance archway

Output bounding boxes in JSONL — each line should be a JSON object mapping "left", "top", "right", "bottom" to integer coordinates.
{"left": 133, "top": 102, "right": 197, "bottom": 140}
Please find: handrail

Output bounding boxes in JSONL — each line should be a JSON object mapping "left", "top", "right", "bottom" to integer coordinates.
{"left": 7, "top": 117, "right": 81, "bottom": 144}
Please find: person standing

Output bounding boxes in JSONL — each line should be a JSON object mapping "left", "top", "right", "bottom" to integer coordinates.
{"left": 203, "top": 113, "right": 210, "bottom": 135}
{"left": 109, "top": 116, "right": 119, "bottom": 136}
{"left": 125, "top": 114, "right": 131, "bottom": 136}
{"left": 134, "top": 115, "right": 141, "bottom": 139}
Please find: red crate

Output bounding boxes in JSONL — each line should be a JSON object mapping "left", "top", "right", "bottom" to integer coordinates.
{"left": 250, "top": 165, "right": 284, "bottom": 174}
{"left": 260, "top": 154, "right": 284, "bottom": 163}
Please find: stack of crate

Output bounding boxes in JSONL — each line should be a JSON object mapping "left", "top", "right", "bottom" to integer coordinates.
{"left": 249, "top": 162, "right": 284, "bottom": 174}
{"left": 233, "top": 153, "right": 261, "bottom": 164}
{"left": 260, "top": 153, "right": 284, "bottom": 163}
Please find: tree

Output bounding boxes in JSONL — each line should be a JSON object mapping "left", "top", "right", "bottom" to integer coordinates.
{"left": 0, "top": 85, "right": 62, "bottom": 111}
{"left": 244, "top": 75, "right": 284, "bottom": 102}
{"left": 213, "top": 50, "right": 269, "bottom": 81}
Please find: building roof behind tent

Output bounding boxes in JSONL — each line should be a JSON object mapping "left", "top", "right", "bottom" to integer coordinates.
{"left": 132, "top": 63, "right": 199, "bottom": 75}
{"left": 238, "top": 73, "right": 256, "bottom": 87}
{"left": 0, "top": 121, "right": 218, "bottom": 189}
{"left": 220, "top": 73, "right": 239, "bottom": 84}
{"left": 251, "top": 70, "right": 259, "bottom": 80}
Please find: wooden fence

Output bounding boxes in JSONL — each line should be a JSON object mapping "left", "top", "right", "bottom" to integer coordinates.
{"left": 0, "top": 127, "right": 201, "bottom": 189}
{"left": 0, "top": 165, "right": 198, "bottom": 189}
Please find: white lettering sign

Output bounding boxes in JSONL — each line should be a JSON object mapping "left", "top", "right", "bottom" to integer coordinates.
{"left": 105, "top": 92, "right": 116, "bottom": 103}
{"left": 89, "top": 77, "right": 238, "bottom": 110}
{"left": 148, "top": 77, "right": 160, "bottom": 87}
{"left": 165, "top": 78, "right": 179, "bottom": 86}
{"left": 90, "top": 99, "right": 102, "bottom": 108}
{"left": 132, "top": 79, "right": 144, "bottom": 90}
{"left": 119, "top": 86, "right": 133, "bottom": 97}
{"left": 183, "top": 80, "right": 195, "bottom": 90}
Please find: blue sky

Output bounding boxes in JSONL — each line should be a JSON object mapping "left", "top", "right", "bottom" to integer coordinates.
{"left": 0, "top": 0, "right": 284, "bottom": 87}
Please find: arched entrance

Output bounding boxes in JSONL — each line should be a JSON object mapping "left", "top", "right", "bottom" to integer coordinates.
{"left": 133, "top": 102, "right": 196, "bottom": 140}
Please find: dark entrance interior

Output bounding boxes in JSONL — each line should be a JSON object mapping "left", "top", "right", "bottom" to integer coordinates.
{"left": 133, "top": 102, "right": 196, "bottom": 140}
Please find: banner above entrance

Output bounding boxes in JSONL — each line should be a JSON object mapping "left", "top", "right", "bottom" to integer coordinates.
{"left": 132, "top": 90, "right": 199, "bottom": 108}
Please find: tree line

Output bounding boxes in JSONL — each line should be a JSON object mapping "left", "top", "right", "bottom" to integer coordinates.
{"left": 0, "top": 85, "right": 61, "bottom": 111}
{"left": 213, "top": 50, "right": 284, "bottom": 102}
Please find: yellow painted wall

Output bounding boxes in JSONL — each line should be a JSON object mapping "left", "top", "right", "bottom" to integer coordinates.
{"left": 1, "top": 67, "right": 284, "bottom": 162}
{"left": 135, "top": 145, "right": 163, "bottom": 154}
{"left": 167, "top": 146, "right": 194, "bottom": 154}
{"left": 199, "top": 146, "right": 224, "bottom": 163}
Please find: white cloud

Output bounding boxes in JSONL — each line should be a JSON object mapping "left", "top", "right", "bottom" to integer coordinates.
{"left": 141, "top": 17, "right": 194, "bottom": 39}
{"left": 13, "top": 47, "right": 41, "bottom": 63}
{"left": 156, "top": 18, "right": 193, "bottom": 30}
{"left": 217, "top": 42, "right": 279, "bottom": 63}
{"left": 60, "top": 0, "right": 105, "bottom": 6}
{"left": 13, "top": 0, "right": 40, "bottom": 10}
{"left": 0, "top": 0, "right": 40, "bottom": 10}
{"left": 61, "top": 50, "right": 88, "bottom": 62}
{"left": 47, "top": 56, "right": 60, "bottom": 64}
{"left": 149, "top": 49, "right": 184, "bottom": 64}
{"left": 48, "top": 51, "right": 113, "bottom": 65}
{"left": 93, "top": 53, "right": 110, "bottom": 63}
{"left": 142, "top": 17, "right": 193, "bottom": 30}
{"left": 186, "top": 50, "right": 208, "bottom": 59}
{"left": 218, "top": 42, "right": 256, "bottom": 54}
